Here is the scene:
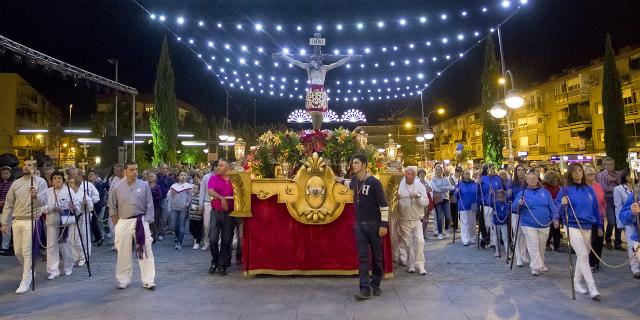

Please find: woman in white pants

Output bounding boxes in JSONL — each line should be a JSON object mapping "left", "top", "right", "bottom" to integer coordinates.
{"left": 513, "top": 172, "right": 559, "bottom": 276}
{"left": 478, "top": 164, "right": 504, "bottom": 248}
{"left": 613, "top": 169, "right": 640, "bottom": 277}
{"left": 555, "top": 163, "right": 603, "bottom": 299}
{"left": 456, "top": 169, "right": 478, "bottom": 246}
{"left": 510, "top": 165, "right": 529, "bottom": 266}
{"left": 43, "top": 171, "right": 79, "bottom": 279}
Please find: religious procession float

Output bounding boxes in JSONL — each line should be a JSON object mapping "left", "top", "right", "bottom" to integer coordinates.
{"left": 229, "top": 127, "right": 403, "bottom": 277}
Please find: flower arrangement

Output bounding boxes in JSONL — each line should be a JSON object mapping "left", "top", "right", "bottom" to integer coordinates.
{"left": 250, "top": 130, "right": 304, "bottom": 178}
{"left": 276, "top": 130, "right": 305, "bottom": 165}
{"left": 300, "top": 130, "right": 328, "bottom": 155}
{"left": 324, "top": 127, "right": 357, "bottom": 164}
{"left": 364, "top": 145, "right": 386, "bottom": 175}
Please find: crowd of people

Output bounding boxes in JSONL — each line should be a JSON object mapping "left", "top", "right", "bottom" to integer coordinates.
{"left": 0, "top": 156, "right": 638, "bottom": 301}
{"left": 386, "top": 157, "right": 639, "bottom": 301}
{"left": 0, "top": 158, "right": 241, "bottom": 294}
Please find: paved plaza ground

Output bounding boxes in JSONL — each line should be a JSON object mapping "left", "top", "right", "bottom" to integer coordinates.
{"left": 1, "top": 226, "right": 639, "bottom": 320}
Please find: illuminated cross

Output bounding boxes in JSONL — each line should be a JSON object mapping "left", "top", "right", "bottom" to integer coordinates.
{"left": 79, "top": 144, "right": 90, "bottom": 170}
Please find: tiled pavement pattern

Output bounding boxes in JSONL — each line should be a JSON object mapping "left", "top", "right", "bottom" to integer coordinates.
{"left": 1, "top": 225, "right": 639, "bottom": 320}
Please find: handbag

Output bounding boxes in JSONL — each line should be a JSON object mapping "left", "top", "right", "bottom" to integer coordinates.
{"left": 60, "top": 185, "right": 77, "bottom": 226}
{"left": 433, "top": 192, "right": 444, "bottom": 204}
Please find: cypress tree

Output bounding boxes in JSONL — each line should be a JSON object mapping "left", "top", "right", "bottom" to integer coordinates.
{"left": 150, "top": 36, "right": 178, "bottom": 165}
{"left": 481, "top": 36, "right": 504, "bottom": 166}
{"left": 602, "top": 34, "right": 627, "bottom": 169}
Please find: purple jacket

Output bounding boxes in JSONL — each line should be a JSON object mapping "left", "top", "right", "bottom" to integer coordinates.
{"left": 150, "top": 184, "right": 163, "bottom": 208}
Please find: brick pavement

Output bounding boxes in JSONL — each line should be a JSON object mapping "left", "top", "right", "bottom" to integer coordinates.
{"left": 0, "top": 225, "right": 638, "bottom": 320}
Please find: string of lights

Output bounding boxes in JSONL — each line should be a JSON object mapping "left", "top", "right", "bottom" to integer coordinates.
{"left": 133, "top": 0, "right": 528, "bottom": 105}
{"left": 147, "top": 1, "right": 527, "bottom": 33}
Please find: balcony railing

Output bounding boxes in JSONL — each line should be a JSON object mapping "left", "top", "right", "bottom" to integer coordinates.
{"left": 558, "top": 114, "right": 592, "bottom": 127}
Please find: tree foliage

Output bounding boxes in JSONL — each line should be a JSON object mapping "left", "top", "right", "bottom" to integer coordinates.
{"left": 481, "top": 36, "right": 504, "bottom": 166}
{"left": 150, "top": 36, "right": 178, "bottom": 165}
{"left": 602, "top": 34, "right": 628, "bottom": 170}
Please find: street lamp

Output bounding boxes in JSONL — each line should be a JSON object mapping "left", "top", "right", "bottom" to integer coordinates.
{"left": 492, "top": 26, "right": 525, "bottom": 165}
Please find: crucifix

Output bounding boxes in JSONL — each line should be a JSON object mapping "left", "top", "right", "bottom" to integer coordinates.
{"left": 273, "top": 33, "right": 359, "bottom": 130}
{"left": 79, "top": 143, "right": 90, "bottom": 170}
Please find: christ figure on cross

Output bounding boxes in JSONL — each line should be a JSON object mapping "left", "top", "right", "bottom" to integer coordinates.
{"left": 274, "top": 37, "right": 354, "bottom": 129}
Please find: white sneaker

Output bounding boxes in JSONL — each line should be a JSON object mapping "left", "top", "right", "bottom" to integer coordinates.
{"left": 201, "top": 243, "right": 209, "bottom": 251}
{"left": 540, "top": 266, "right": 549, "bottom": 272}
{"left": 399, "top": 259, "right": 407, "bottom": 266}
{"left": 175, "top": 243, "right": 181, "bottom": 250}
{"left": 495, "top": 251, "right": 500, "bottom": 257}
{"left": 437, "top": 234, "right": 444, "bottom": 240}
{"left": 117, "top": 282, "right": 128, "bottom": 289}
{"left": 531, "top": 269, "right": 540, "bottom": 276}
{"left": 418, "top": 269, "right": 427, "bottom": 275}
{"left": 158, "top": 235, "right": 164, "bottom": 241}
{"left": 64, "top": 271, "right": 72, "bottom": 276}
{"left": 15, "top": 283, "right": 31, "bottom": 294}
{"left": 574, "top": 282, "right": 588, "bottom": 294}
{"left": 77, "top": 259, "right": 86, "bottom": 267}
{"left": 192, "top": 242, "right": 200, "bottom": 250}
{"left": 443, "top": 230, "right": 449, "bottom": 238}
{"left": 588, "top": 284, "right": 600, "bottom": 299}
{"left": 47, "top": 273, "right": 59, "bottom": 280}
{"left": 407, "top": 268, "right": 415, "bottom": 273}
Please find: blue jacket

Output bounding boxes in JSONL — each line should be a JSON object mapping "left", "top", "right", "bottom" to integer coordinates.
{"left": 456, "top": 180, "right": 478, "bottom": 211}
{"left": 512, "top": 187, "right": 558, "bottom": 229}
{"left": 492, "top": 200, "right": 510, "bottom": 225}
{"left": 478, "top": 175, "right": 503, "bottom": 207}
{"left": 510, "top": 182, "right": 526, "bottom": 207}
{"left": 554, "top": 185, "right": 602, "bottom": 230}
{"left": 619, "top": 195, "right": 639, "bottom": 242}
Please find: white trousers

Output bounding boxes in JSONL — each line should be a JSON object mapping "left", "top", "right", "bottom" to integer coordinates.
{"left": 568, "top": 227, "right": 596, "bottom": 287}
{"left": 1, "top": 215, "right": 12, "bottom": 249}
{"left": 202, "top": 201, "right": 212, "bottom": 245}
{"left": 114, "top": 218, "right": 155, "bottom": 285}
{"left": 71, "top": 213, "right": 91, "bottom": 263}
{"left": 511, "top": 213, "right": 529, "bottom": 264}
{"left": 522, "top": 226, "right": 550, "bottom": 271}
{"left": 492, "top": 224, "right": 509, "bottom": 255}
{"left": 459, "top": 210, "right": 476, "bottom": 245}
{"left": 12, "top": 220, "right": 35, "bottom": 285}
{"left": 390, "top": 215, "right": 400, "bottom": 261}
{"left": 625, "top": 225, "right": 640, "bottom": 274}
{"left": 398, "top": 219, "right": 426, "bottom": 270}
{"left": 483, "top": 206, "right": 495, "bottom": 246}
{"left": 46, "top": 224, "right": 74, "bottom": 275}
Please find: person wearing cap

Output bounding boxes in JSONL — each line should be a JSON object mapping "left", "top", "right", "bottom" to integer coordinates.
{"left": 0, "top": 166, "right": 14, "bottom": 256}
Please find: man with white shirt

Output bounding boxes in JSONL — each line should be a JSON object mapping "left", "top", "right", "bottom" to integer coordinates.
{"left": 397, "top": 166, "right": 429, "bottom": 275}
{"left": 109, "top": 161, "right": 156, "bottom": 290}
{"left": 1, "top": 159, "right": 48, "bottom": 294}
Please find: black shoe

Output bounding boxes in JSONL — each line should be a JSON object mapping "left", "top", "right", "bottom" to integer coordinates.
{"left": 480, "top": 240, "right": 486, "bottom": 249}
{"left": 605, "top": 242, "right": 613, "bottom": 250}
{"left": 208, "top": 264, "right": 218, "bottom": 274}
{"left": 219, "top": 268, "right": 227, "bottom": 276}
{"left": 0, "top": 249, "right": 14, "bottom": 256}
{"left": 372, "top": 287, "right": 382, "bottom": 296}
{"left": 615, "top": 246, "right": 625, "bottom": 251}
{"left": 354, "top": 288, "right": 372, "bottom": 300}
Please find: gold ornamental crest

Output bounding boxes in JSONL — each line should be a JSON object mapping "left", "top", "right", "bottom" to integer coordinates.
{"left": 287, "top": 152, "right": 352, "bottom": 224}
{"left": 245, "top": 152, "right": 353, "bottom": 224}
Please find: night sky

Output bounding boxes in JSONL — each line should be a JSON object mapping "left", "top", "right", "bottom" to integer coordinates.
{"left": 1, "top": 0, "right": 639, "bottom": 126}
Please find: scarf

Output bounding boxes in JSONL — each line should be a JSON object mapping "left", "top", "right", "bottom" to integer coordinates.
{"left": 134, "top": 215, "right": 146, "bottom": 259}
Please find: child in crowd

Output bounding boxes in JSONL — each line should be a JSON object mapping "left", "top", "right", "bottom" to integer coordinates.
{"left": 492, "top": 190, "right": 510, "bottom": 258}
{"left": 189, "top": 184, "right": 203, "bottom": 250}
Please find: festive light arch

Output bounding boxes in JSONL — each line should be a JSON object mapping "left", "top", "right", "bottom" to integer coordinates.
{"left": 341, "top": 109, "right": 367, "bottom": 123}
{"left": 287, "top": 109, "right": 311, "bottom": 123}
{"left": 136, "top": 1, "right": 528, "bottom": 102}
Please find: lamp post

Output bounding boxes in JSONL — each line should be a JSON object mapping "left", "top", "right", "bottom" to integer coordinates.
{"left": 417, "top": 91, "right": 444, "bottom": 165}
{"left": 108, "top": 58, "right": 119, "bottom": 136}
{"left": 491, "top": 26, "right": 525, "bottom": 166}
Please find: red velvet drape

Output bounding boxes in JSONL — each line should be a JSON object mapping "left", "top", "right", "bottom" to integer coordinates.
{"left": 242, "top": 195, "right": 393, "bottom": 276}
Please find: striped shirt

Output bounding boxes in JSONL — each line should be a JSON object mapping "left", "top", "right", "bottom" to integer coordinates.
{"left": 596, "top": 169, "right": 620, "bottom": 199}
